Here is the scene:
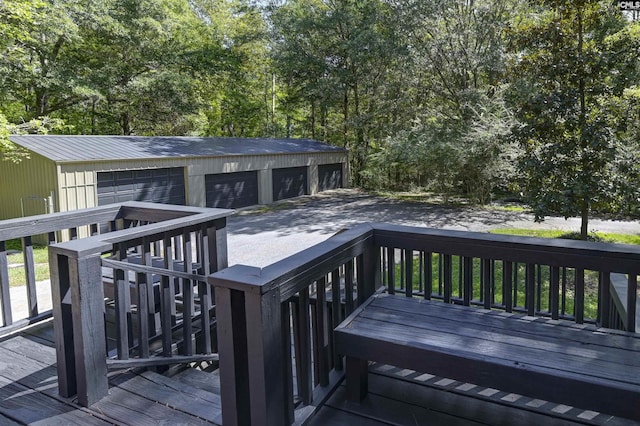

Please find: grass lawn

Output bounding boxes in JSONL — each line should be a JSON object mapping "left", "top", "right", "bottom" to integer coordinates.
{"left": 489, "top": 228, "right": 640, "bottom": 245}
{"left": 390, "top": 227, "right": 640, "bottom": 321}
{"left": 5, "top": 240, "right": 50, "bottom": 287}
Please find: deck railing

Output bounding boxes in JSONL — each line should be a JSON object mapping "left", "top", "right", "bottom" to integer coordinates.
{"left": 0, "top": 204, "right": 127, "bottom": 336}
{"left": 210, "top": 222, "right": 640, "bottom": 425}
{"left": 47, "top": 202, "right": 232, "bottom": 406}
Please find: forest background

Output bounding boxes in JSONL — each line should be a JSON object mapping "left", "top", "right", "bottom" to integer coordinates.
{"left": 1, "top": 0, "right": 640, "bottom": 238}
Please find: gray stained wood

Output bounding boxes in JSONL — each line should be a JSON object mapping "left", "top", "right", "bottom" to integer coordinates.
{"left": 0, "top": 323, "right": 222, "bottom": 425}
{"left": 310, "top": 367, "right": 634, "bottom": 426}
{"left": 335, "top": 294, "right": 640, "bottom": 421}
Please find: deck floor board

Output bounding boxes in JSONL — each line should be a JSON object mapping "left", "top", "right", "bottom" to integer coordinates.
{"left": 1, "top": 315, "right": 637, "bottom": 425}
{"left": 310, "top": 366, "right": 638, "bottom": 426}
{"left": 0, "top": 323, "right": 221, "bottom": 425}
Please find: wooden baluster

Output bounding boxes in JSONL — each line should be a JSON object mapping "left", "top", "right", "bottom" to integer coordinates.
{"left": 483, "top": 259, "right": 492, "bottom": 309}
{"left": 575, "top": 268, "right": 585, "bottom": 324}
{"left": 387, "top": 248, "right": 395, "bottom": 295}
{"left": 491, "top": 260, "right": 496, "bottom": 306}
{"left": 438, "top": 254, "right": 444, "bottom": 296}
{"left": 331, "top": 268, "right": 342, "bottom": 370}
{"left": 463, "top": 257, "right": 472, "bottom": 306}
{"left": 315, "top": 277, "right": 329, "bottom": 386}
{"left": 458, "top": 256, "right": 464, "bottom": 300}
{"left": 297, "top": 287, "right": 312, "bottom": 405}
{"left": 525, "top": 263, "right": 535, "bottom": 316}
{"left": 22, "top": 236, "right": 38, "bottom": 317}
{"left": 550, "top": 266, "right": 560, "bottom": 320}
{"left": 503, "top": 261, "right": 513, "bottom": 313}
{"left": 627, "top": 274, "right": 637, "bottom": 332}
{"left": 345, "top": 259, "right": 354, "bottom": 314}
{"left": 405, "top": 249, "right": 413, "bottom": 298}
{"left": 381, "top": 247, "right": 387, "bottom": 288}
{"left": 182, "top": 230, "right": 194, "bottom": 355}
{"left": 598, "top": 271, "right": 611, "bottom": 328}
{"left": 399, "top": 250, "right": 405, "bottom": 292}
{"left": 513, "top": 262, "right": 519, "bottom": 309}
{"left": 536, "top": 265, "right": 543, "bottom": 313}
{"left": 0, "top": 241, "right": 12, "bottom": 326}
{"left": 561, "top": 267, "right": 567, "bottom": 315}
{"left": 136, "top": 268, "right": 150, "bottom": 359}
{"left": 443, "top": 254, "right": 452, "bottom": 304}
{"left": 423, "top": 252, "right": 432, "bottom": 300}
{"left": 418, "top": 252, "right": 424, "bottom": 295}
{"left": 142, "top": 238, "right": 158, "bottom": 337}
{"left": 161, "top": 235, "right": 174, "bottom": 357}
{"left": 114, "top": 242, "right": 130, "bottom": 360}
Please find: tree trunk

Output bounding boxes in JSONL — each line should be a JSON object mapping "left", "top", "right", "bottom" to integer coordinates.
{"left": 580, "top": 197, "right": 589, "bottom": 239}
{"left": 577, "top": 4, "right": 588, "bottom": 241}
{"left": 121, "top": 112, "right": 131, "bottom": 135}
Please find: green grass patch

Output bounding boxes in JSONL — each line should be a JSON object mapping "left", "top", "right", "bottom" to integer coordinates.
{"left": 372, "top": 190, "right": 471, "bottom": 206}
{"left": 489, "top": 205, "right": 528, "bottom": 213}
{"left": 391, "top": 251, "right": 600, "bottom": 320}
{"left": 490, "top": 228, "right": 640, "bottom": 245}
{"left": 5, "top": 239, "right": 50, "bottom": 286}
{"left": 8, "top": 264, "right": 50, "bottom": 286}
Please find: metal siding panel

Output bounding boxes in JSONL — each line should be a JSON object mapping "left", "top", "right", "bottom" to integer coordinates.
{"left": 0, "top": 152, "right": 58, "bottom": 219}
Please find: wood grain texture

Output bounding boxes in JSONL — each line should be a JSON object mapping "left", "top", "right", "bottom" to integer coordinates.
{"left": 336, "top": 294, "right": 640, "bottom": 420}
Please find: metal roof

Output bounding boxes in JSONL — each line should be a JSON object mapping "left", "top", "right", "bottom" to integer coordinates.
{"left": 9, "top": 135, "right": 346, "bottom": 163}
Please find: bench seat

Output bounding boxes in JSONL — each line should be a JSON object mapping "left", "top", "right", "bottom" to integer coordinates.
{"left": 335, "top": 293, "right": 640, "bottom": 421}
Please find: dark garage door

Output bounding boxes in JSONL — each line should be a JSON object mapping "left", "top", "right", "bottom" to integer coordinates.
{"left": 318, "top": 163, "right": 343, "bottom": 191}
{"left": 97, "top": 167, "right": 186, "bottom": 206}
{"left": 272, "top": 167, "right": 308, "bottom": 201}
{"left": 205, "top": 171, "right": 259, "bottom": 209}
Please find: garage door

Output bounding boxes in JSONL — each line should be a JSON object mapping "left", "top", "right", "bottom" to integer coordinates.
{"left": 318, "top": 163, "right": 343, "bottom": 191}
{"left": 97, "top": 167, "right": 186, "bottom": 206}
{"left": 205, "top": 171, "right": 259, "bottom": 209}
{"left": 272, "top": 167, "right": 308, "bottom": 201}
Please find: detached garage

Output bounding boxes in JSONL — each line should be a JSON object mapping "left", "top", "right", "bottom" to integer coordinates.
{"left": 0, "top": 136, "right": 348, "bottom": 220}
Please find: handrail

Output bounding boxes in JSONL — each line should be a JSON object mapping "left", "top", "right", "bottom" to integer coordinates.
{"left": 48, "top": 202, "right": 233, "bottom": 407}
{"left": 210, "top": 224, "right": 377, "bottom": 426}
{"left": 0, "top": 204, "right": 126, "bottom": 334}
{"left": 210, "top": 222, "right": 640, "bottom": 425}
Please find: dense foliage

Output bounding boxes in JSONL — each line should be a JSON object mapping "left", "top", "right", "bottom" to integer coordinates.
{"left": 1, "top": 0, "right": 639, "bottom": 233}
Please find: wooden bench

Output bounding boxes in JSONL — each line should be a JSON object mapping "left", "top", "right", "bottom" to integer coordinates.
{"left": 334, "top": 293, "right": 640, "bottom": 421}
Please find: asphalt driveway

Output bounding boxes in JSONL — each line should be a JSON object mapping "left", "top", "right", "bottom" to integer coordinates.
{"left": 226, "top": 189, "right": 640, "bottom": 267}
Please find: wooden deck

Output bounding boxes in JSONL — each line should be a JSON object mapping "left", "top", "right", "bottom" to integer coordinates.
{"left": 311, "top": 363, "right": 638, "bottom": 426}
{"left": 1, "top": 319, "right": 638, "bottom": 425}
{"left": 0, "top": 320, "right": 222, "bottom": 425}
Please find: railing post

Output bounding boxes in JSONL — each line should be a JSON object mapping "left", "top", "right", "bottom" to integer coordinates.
{"left": 50, "top": 243, "right": 108, "bottom": 407}
{"left": 211, "top": 265, "right": 289, "bottom": 426}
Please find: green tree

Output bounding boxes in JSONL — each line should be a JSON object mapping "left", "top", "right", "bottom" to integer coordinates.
{"left": 0, "top": 0, "right": 103, "bottom": 121}
{"left": 270, "top": 0, "right": 407, "bottom": 184}
{"left": 366, "top": 0, "right": 516, "bottom": 199}
{"left": 193, "top": 0, "right": 272, "bottom": 137}
{"left": 509, "top": 0, "right": 640, "bottom": 238}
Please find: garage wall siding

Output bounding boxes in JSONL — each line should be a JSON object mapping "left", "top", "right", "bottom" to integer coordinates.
{"left": 0, "top": 152, "right": 57, "bottom": 220}
{"left": 56, "top": 151, "right": 348, "bottom": 212}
